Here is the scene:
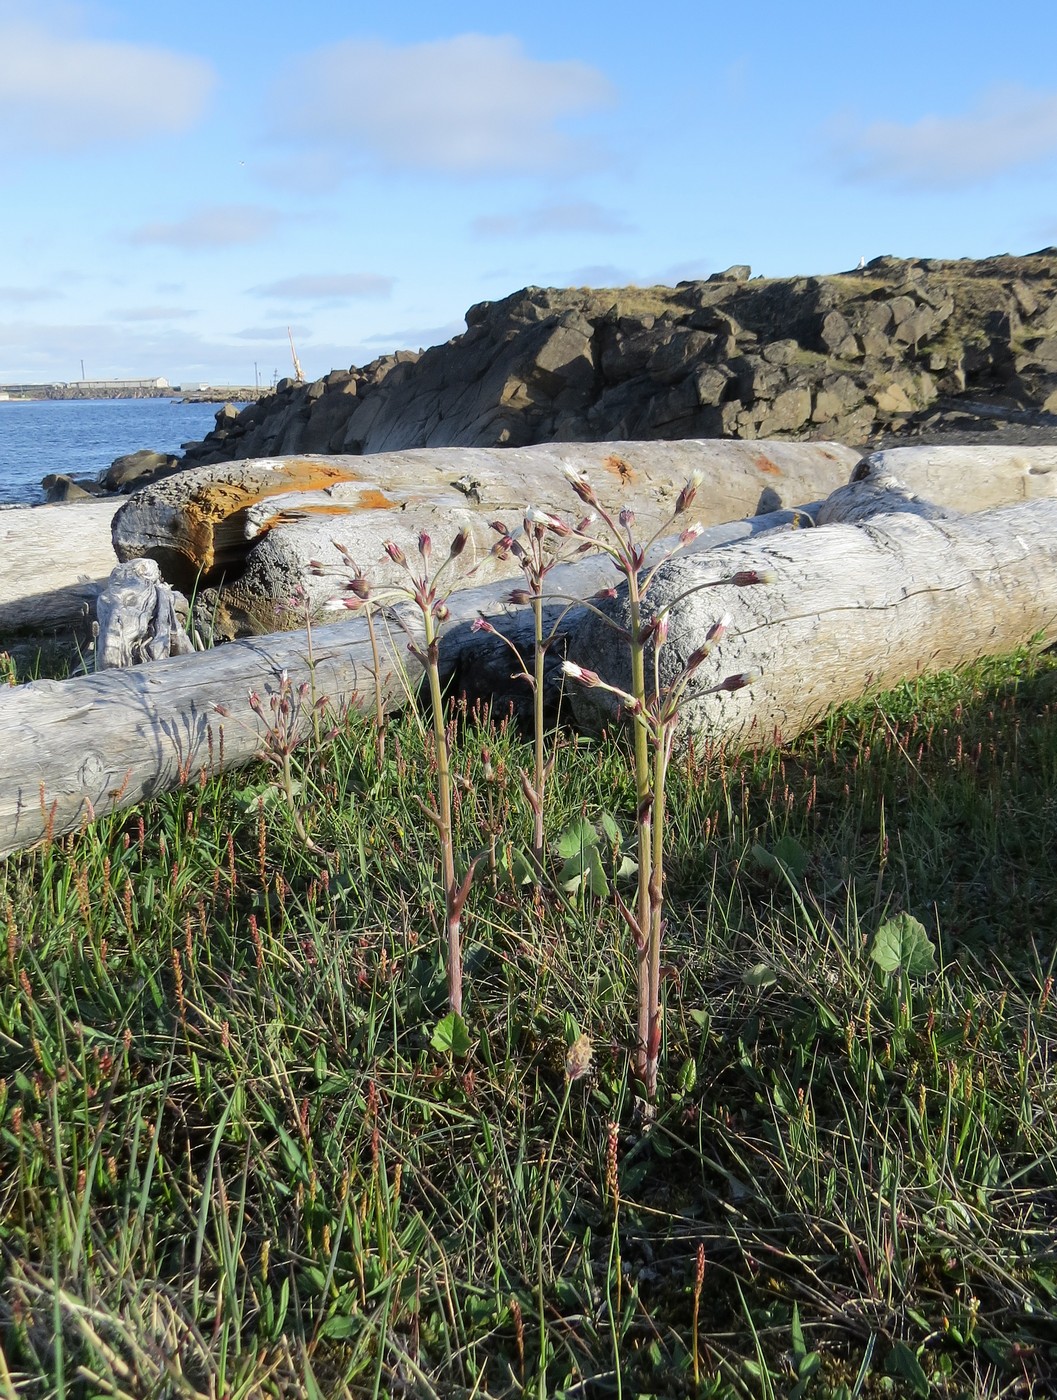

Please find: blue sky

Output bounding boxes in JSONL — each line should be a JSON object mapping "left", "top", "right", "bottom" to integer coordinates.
{"left": 2, "top": 0, "right": 1056, "bottom": 386}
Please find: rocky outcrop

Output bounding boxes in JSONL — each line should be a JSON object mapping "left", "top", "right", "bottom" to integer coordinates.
{"left": 171, "top": 251, "right": 1057, "bottom": 473}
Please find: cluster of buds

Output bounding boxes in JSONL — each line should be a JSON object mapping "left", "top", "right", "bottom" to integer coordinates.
{"left": 313, "top": 527, "right": 471, "bottom": 624}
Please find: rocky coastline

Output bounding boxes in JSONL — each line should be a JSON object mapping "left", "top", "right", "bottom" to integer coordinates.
{"left": 40, "top": 249, "right": 1057, "bottom": 503}
{"left": 175, "top": 250, "right": 1057, "bottom": 462}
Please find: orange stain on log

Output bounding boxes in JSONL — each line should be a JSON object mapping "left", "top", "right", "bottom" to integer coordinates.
{"left": 179, "top": 462, "right": 368, "bottom": 573}
{"left": 752, "top": 452, "right": 782, "bottom": 476}
{"left": 254, "top": 493, "right": 399, "bottom": 535}
{"left": 602, "top": 454, "right": 636, "bottom": 485}
{"left": 353, "top": 488, "right": 397, "bottom": 510}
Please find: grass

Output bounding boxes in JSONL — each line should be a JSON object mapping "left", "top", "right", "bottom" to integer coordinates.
{"left": 2, "top": 641, "right": 1057, "bottom": 1397}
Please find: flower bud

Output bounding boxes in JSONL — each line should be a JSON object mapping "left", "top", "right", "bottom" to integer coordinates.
{"left": 558, "top": 462, "right": 597, "bottom": 505}
{"left": 434, "top": 602, "right": 450, "bottom": 622}
{"left": 418, "top": 531, "right": 432, "bottom": 562}
{"left": 561, "top": 659, "right": 601, "bottom": 686}
{"left": 675, "top": 469, "right": 705, "bottom": 515}
{"left": 719, "top": 667, "right": 762, "bottom": 692}
{"left": 707, "top": 613, "right": 732, "bottom": 643}
{"left": 384, "top": 540, "right": 407, "bottom": 567}
{"left": 619, "top": 507, "right": 636, "bottom": 530}
{"left": 449, "top": 526, "right": 469, "bottom": 558}
{"left": 684, "top": 642, "right": 712, "bottom": 673}
{"left": 679, "top": 522, "right": 705, "bottom": 546}
{"left": 508, "top": 588, "right": 531, "bottom": 606}
{"left": 731, "top": 569, "right": 776, "bottom": 587}
{"left": 471, "top": 616, "right": 496, "bottom": 634}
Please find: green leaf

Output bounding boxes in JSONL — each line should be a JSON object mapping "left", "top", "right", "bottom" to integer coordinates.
{"left": 751, "top": 834, "right": 809, "bottom": 881}
{"left": 614, "top": 853, "right": 638, "bottom": 881}
{"left": 790, "top": 1302, "right": 806, "bottom": 1363}
{"left": 556, "top": 817, "right": 600, "bottom": 860}
{"left": 678, "top": 1058, "right": 697, "bottom": 1093}
{"left": 559, "top": 842, "right": 610, "bottom": 898}
{"left": 431, "top": 1012, "right": 473, "bottom": 1056}
{"left": 885, "top": 1340, "right": 929, "bottom": 1397}
{"left": 871, "top": 913, "right": 936, "bottom": 979}
{"left": 744, "top": 963, "right": 779, "bottom": 989}
{"left": 236, "top": 782, "right": 285, "bottom": 815}
{"left": 598, "top": 811, "right": 622, "bottom": 845}
{"left": 318, "top": 1314, "right": 359, "bottom": 1340}
{"left": 584, "top": 844, "right": 610, "bottom": 897}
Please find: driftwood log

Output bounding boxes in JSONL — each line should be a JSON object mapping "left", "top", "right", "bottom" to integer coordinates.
{"left": 109, "top": 442, "right": 1057, "bottom": 642}
{"left": 565, "top": 496, "right": 1057, "bottom": 747}
{"left": 110, "top": 439, "right": 862, "bottom": 637}
{"left": 2, "top": 472, "right": 1057, "bottom": 857}
{"left": 0, "top": 506, "right": 803, "bottom": 857}
{"left": 2, "top": 442, "right": 1052, "bottom": 640}
{"left": 0, "top": 499, "right": 125, "bottom": 632}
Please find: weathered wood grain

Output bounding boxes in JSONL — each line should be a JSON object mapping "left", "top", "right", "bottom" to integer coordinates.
{"left": 566, "top": 498, "right": 1057, "bottom": 747}
{"left": 0, "top": 499, "right": 124, "bottom": 632}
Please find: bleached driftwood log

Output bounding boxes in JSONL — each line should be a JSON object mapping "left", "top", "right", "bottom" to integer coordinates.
{"left": 859, "top": 443, "right": 1057, "bottom": 504}
{"left": 6, "top": 453, "right": 1057, "bottom": 856}
{"left": 110, "top": 441, "right": 1057, "bottom": 640}
{"left": 0, "top": 506, "right": 804, "bottom": 856}
{"left": 111, "top": 439, "right": 861, "bottom": 637}
{"left": 3, "top": 475, "right": 1057, "bottom": 856}
{"left": 566, "top": 496, "right": 1057, "bottom": 747}
{"left": 0, "top": 499, "right": 125, "bottom": 632}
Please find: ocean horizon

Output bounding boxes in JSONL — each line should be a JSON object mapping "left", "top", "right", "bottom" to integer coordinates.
{"left": 0, "top": 397, "right": 228, "bottom": 506}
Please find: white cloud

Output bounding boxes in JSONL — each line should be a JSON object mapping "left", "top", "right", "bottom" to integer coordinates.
{"left": 0, "top": 285, "right": 60, "bottom": 304}
{"left": 251, "top": 274, "right": 394, "bottom": 302}
{"left": 111, "top": 306, "right": 197, "bottom": 322}
{"left": 835, "top": 85, "right": 1057, "bottom": 190}
{"left": 274, "top": 34, "right": 615, "bottom": 176}
{"left": 472, "top": 201, "right": 633, "bottom": 239}
{"left": 129, "top": 205, "right": 283, "bottom": 250}
{"left": 363, "top": 321, "right": 464, "bottom": 349}
{"left": 232, "top": 325, "right": 312, "bottom": 342}
{"left": 0, "top": 13, "right": 215, "bottom": 151}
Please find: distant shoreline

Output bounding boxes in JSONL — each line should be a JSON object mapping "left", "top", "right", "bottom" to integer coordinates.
{"left": 0, "top": 385, "right": 265, "bottom": 404}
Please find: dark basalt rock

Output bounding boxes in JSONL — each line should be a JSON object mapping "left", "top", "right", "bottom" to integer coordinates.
{"left": 150, "top": 250, "right": 1057, "bottom": 476}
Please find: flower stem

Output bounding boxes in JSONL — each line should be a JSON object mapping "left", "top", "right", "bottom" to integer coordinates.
{"left": 423, "top": 606, "right": 461, "bottom": 1017}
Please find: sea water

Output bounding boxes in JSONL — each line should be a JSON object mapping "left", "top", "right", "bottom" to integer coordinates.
{"left": 0, "top": 398, "right": 230, "bottom": 506}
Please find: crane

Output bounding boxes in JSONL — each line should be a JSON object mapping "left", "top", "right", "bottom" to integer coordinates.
{"left": 287, "top": 326, "right": 305, "bottom": 384}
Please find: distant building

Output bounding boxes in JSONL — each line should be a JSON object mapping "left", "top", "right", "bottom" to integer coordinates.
{"left": 76, "top": 377, "right": 170, "bottom": 391}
